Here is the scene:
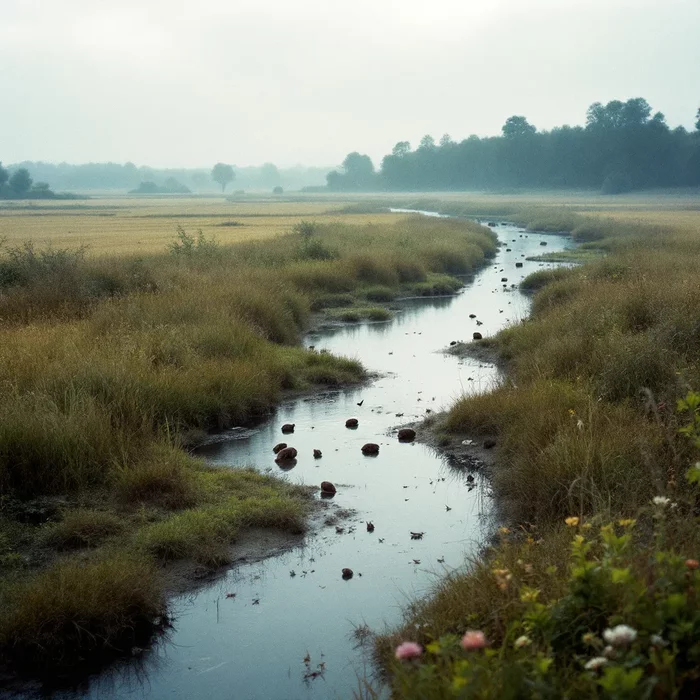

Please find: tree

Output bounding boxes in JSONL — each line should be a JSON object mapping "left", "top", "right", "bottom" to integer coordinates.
{"left": 211, "top": 163, "right": 235, "bottom": 192}
{"left": 419, "top": 135, "right": 436, "bottom": 150}
{"left": 392, "top": 141, "right": 411, "bottom": 157}
{"left": 9, "top": 168, "right": 32, "bottom": 195}
{"left": 695, "top": 108, "right": 700, "bottom": 132}
{"left": 0, "top": 162, "right": 8, "bottom": 189}
{"left": 502, "top": 116, "right": 536, "bottom": 138}
{"left": 259, "top": 163, "right": 281, "bottom": 188}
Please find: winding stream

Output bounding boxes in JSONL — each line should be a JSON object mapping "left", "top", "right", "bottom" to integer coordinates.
{"left": 48, "top": 219, "right": 575, "bottom": 700}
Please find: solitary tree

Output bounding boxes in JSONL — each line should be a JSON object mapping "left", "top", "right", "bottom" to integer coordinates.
{"left": 211, "top": 163, "right": 235, "bottom": 192}
{"left": 9, "top": 168, "right": 32, "bottom": 195}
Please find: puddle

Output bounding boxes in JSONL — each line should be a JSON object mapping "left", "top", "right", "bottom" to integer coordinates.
{"left": 33, "top": 221, "right": 576, "bottom": 700}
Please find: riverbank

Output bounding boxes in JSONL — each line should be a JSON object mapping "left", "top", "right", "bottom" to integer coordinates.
{"left": 376, "top": 206, "right": 700, "bottom": 698}
{"left": 0, "top": 210, "right": 496, "bottom": 687}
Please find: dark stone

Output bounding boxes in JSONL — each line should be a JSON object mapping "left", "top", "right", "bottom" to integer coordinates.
{"left": 281, "top": 423, "right": 295, "bottom": 433}
{"left": 449, "top": 340, "right": 457, "bottom": 346}
{"left": 487, "top": 222, "right": 497, "bottom": 227}
{"left": 313, "top": 449, "right": 322, "bottom": 459}
{"left": 366, "top": 521, "right": 375, "bottom": 532}
{"left": 345, "top": 418, "right": 359, "bottom": 428}
{"left": 473, "top": 332, "right": 483, "bottom": 340}
{"left": 275, "top": 446, "right": 298, "bottom": 461}
{"left": 515, "top": 262, "right": 523, "bottom": 268}
{"left": 483, "top": 439, "right": 497, "bottom": 449}
{"left": 398, "top": 428, "right": 416, "bottom": 442}
{"left": 273, "top": 442, "right": 287, "bottom": 454}
{"left": 540, "top": 241, "right": 547, "bottom": 246}
{"left": 320, "top": 481, "right": 336, "bottom": 495}
{"left": 361, "top": 443, "right": 380, "bottom": 455}
{"left": 506, "top": 248, "right": 511, "bottom": 252}
{"left": 501, "top": 277, "right": 508, "bottom": 282}
{"left": 342, "top": 568, "right": 353, "bottom": 580}
{"left": 469, "top": 314, "right": 477, "bottom": 319}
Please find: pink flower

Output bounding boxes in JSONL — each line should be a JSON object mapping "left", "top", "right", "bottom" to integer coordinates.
{"left": 395, "top": 641, "right": 422, "bottom": 660}
{"left": 461, "top": 630, "right": 487, "bottom": 650}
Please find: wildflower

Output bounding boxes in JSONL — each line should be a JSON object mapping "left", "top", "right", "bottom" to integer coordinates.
{"left": 686, "top": 559, "right": 700, "bottom": 570}
{"left": 520, "top": 588, "right": 540, "bottom": 603}
{"left": 653, "top": 496, "right": 671, "bottom": 507}
{"left": 582, "top": 632, "right": 598, "bottom": 645}
{"left": 498, "top": 527, "right": 511, "bottom": 535}
{"left": 650, "top": 634, "right": 668, "bottom": 648}
{"left": 584, "top": 657, "right": 608, "bottom": 671}
{"left": 461, "top": 630, "right": 487, "bottom": 650}
{"left": 568, "top": 409, "right": 576, "bottom": 416}
{"left": 603, "top": 625, "right": 637, "bottom": 647}
{"left": 565, "top": 516, "right": 579, "bottom": 527}
{"left": 395, "top": 642, "right": 422, "bottom": 660}
{"left": 618, "top": 519, "right": 636, "bottom": 528}
{"left": 603, "top": 645, "right": 616, "bottom": 659}
{"left": 514, "top": 635, "right": 531, "bottom": 649}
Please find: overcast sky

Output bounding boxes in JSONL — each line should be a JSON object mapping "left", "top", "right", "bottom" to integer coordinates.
{"left": 2, "top": 0, "right": 699, "bottom": 168}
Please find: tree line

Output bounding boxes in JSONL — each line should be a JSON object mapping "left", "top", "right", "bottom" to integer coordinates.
{"left": 327, "top": 99, "right": 700, "bottom": 193}
{"left": 0, "top": 164, "right": 58, "bottom": 199}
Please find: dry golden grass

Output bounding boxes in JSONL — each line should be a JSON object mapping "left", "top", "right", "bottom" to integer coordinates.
{"left": 0, "top": 196, "right": 404, "bottom": 255}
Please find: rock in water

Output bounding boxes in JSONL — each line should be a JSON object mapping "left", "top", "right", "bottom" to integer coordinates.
{"left": 398, "top": 428, "right": 416, "bottom": 442}
{"left": 275, "top": 446, "right": 298, "bottom": 461}
{"left": 281, "top": 423, "right": 295, "bottom": 434}
{"left": 361, "top": 443, "right": 380, "bottom": 455}
{"left": 320, "top": 481, "right": 336, "bottom": 495}
{"left": 473, "top": 332, "right": 483, "bottom": 340}
{"left": 273, "top": 442, "right": 287, "bottom": 454}
{"left": 313, "top": 449, "right": 322, "bottom": 459}
{"left": 345, "top": 418, "right": 359, "bottom": 428}
{"left": 342, "top": 568, "right": 353, "bottom": 580}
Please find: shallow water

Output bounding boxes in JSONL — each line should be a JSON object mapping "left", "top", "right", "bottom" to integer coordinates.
{"left": 43, "top": 221, "right": 575, "bottom": 700}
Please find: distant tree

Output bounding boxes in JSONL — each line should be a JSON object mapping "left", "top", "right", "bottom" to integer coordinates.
{"left": 439, "top": 134, "right": 455, "bottom": 148}
{"left": 259, "top": 163, "right": 281, "bottom": 188}
{"left": 696, "top": 107, "right": 700, "bottom": 132}
{"left": 419, "top": 135, "right": 436, "bottom": 150}
{"left": 601, "top": 171, "right": 633, "bottom": 194}
{"left": 0, "top": 162, "right": 8, "bottom": 189}
{"left": 392, "top": 141, "right": 411, "bottom": 157}
{"left": 31, "top": 182, "right": 51, "bottom": 192}
{"left": 502, "top": 116, "right": 536, "bottom": 138}
{"left": 211, "top": 163, "right": 235, "bottom": 192}
{"left": 9, "top": 168, "right": 32, "bottom": 195}
{"left": 163, "top": 177, "right": 191, "bottom": 193}
{"left": 273, "top": 186, "right": 283, "bottom": 194}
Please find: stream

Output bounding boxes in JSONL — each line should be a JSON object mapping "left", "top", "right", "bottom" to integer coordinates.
{"left": 43, "top": 218, "right": 576, "bottom": 700}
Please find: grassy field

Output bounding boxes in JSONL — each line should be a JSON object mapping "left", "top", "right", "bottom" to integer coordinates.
{"left": 372, "top": 194, "right": 700, "bottom": 698}
{"left": 0, "top": 197, "right": 496, "bottom": 682}
{"left": 0, "top": 197, "right": 406, "bottom": 255}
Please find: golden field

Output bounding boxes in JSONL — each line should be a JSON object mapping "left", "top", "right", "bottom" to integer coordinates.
{"left": 0, "top": 196, "right": 405, "bottom": 255}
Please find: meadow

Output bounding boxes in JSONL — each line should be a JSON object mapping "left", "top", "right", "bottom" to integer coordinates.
{"left": 372, "top": 193, "right": 700, "bottom": 698}
{"left": 0, "top": 196, "right": 496, "bottom": 681}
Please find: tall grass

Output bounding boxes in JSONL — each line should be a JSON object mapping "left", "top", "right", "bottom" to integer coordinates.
{"left": 377, "top": 204, "right": 700, "bottom": 695}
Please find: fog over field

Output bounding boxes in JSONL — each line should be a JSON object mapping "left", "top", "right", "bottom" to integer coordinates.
{"left": 2, "top": 0, "right": 699, "bottom": 168}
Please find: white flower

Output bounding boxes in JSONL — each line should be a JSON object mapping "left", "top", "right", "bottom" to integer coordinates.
{"left": 650, "top": 634, "right": 668, "bottom": 648}
{"left": 653, "top": 496, "right": 671, "bottom": 507}
{"left": 603, "top": 645, "right": 616, "bottom": 659}
{"left": 514, "top": 635, "right": 531, "bottom": 649}
{"left": 584, "top": 657, "right": 608, "bottom": 671}
{"left": 603, "top": 624, "right": 638, "bottom": 646}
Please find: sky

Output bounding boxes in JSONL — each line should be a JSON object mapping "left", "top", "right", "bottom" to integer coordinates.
{"left": 2, "top": 0, "right": 699, "bottom": 168}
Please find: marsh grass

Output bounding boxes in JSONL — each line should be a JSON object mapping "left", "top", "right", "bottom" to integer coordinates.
{"left": 378, "top": 201, "right": 700, "bottom": 696}
{"left": 0, "top": 211, "right": 495, "bottom": 678}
